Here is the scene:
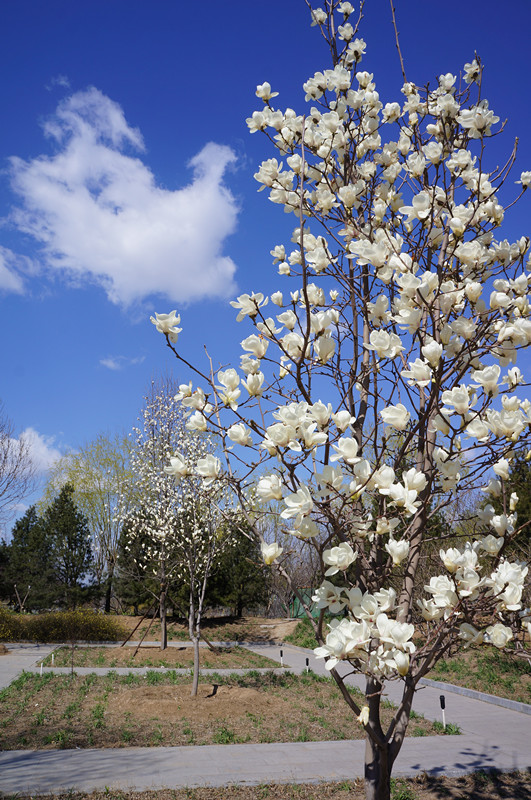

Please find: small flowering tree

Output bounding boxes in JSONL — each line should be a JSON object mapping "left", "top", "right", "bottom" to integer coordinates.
{"left": 152, "top": 3, "right": 531, "bottom": 797}
{"left": 120, "top": 383, "right": 234, "bottom": 694}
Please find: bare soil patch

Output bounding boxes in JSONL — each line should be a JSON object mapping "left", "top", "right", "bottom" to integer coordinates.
{"left": 43, "top": 645, "right": 280, "bottom": 670}
{"left": 0, "top": 670, "right": 442, "bottom": 750}
{"left": 109, "top": 683, "right": 283, "bottom": 722}
{"left": 119, "top": 616, "right": 299, "bottom": 644}
{"left": 7, "top": 771, "right": 531, "bottom": 800}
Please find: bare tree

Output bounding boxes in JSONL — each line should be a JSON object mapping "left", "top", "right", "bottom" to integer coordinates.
{"left": 0, "top": 403, "right": 35, "bottom": 524}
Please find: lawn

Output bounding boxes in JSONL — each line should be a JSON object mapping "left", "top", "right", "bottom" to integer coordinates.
{"left": 428, "top": 647, "right": 531, "bottom": 705}
{"left": 42, "top": 645, "right": 281, "bottom": 670}
{"left": 0, "top": 669, "right": 444, "bottom": 751}
{"left": 5, "top": 771, "right": 531, "bottom": 800}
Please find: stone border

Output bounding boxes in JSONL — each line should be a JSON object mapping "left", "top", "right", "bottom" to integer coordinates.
{"left": 419, "top": 676, "right": 531, "bottom": 716}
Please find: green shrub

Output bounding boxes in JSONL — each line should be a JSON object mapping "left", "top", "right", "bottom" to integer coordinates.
{"left": 0, "top": 608, "right": 125, "bottom": 642}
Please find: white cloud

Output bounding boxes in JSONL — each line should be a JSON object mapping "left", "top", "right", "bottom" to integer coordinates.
{"left": 19, "top": 428, "right": 63, "bottom": 473}
{"left": 0, "top": 246, "right": 25, "bottom": 293}
{"left": 46, "top": 74, "right": 71, "bottom": 91}
{"left": 100, "top": 354, "right": 146, "bottom": 370}
{"left": 9, "top": 88, "right": 239, "bottom": 306}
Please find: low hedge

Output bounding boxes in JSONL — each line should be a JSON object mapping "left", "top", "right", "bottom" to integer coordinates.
{"left": 0, "top": 608, "right": 126, "bottom": 642}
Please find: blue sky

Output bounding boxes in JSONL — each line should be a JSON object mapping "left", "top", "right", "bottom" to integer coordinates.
{"left": 1, "top": 0, "right": 531, "bottom": 529}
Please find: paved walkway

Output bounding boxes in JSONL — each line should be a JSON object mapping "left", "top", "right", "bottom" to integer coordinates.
{"left": 0, "top": 641, "right": 529, "bottom": 794}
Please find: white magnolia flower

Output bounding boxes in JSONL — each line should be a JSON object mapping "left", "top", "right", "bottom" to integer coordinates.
{"left": 261, "top": 542, "right": 283, "bottom": 565}
{"left": 164, "top": 453, "right": 189, "bottom": 481}
{"left": 293, "top": 517, "right": 320, "bottom": 539}
{"left": 195, "top": 455, "right": 221, "bottom": 486}
{"left": 442, "top": 385, "right": 473, "bottom": 415}
{"left": 280, "top": 485, "right": 314, "bottom": 525}
{"left": 255, "top": 82, "right": 278, "bottom": 101}
{"left": 459, "top": 623, "right": 483, "bottom": 645}
{"left": 471, "top": 365, "right": 501, "bottom": 397}
{"left": 421, "top": 340, "right": 443, "bottom": 367}
{"left": 312, "top": 580, "right": 346, "bottom": 613}
{"left": 257, "top": 474, "right": 283, "bottom": 501}
{"left": 150, "top": 311, "right": 182, "bottom": 343}
{"left": 380, "top": 403, "right": 410, "bottom": 430}
{"left": 244, "top": 372, "right": 265, "bottom": 396}
{"left": 323, "top": 541, "right": 357, "bottom": 575}
{"left": 484, "top": 623, "right": 513, "bottom": 648}
{"left": 185, "top": 411, "right": 208, "bottom": 432}
{"left": 230, "top": 292, "right": 268, "bottom": 321}
{"left": 385, "top": 536, "right": 410, "bottom": 566}
{"left": 241, "top": 334, "right": 269, "bottom": 358}
{"left": 332, "top": 410, "right": 355, "bottom": 432}
{"left": 364, "top": 330, "right": 405, "bottom": 359}
{"left": 314, "top": 617, "right": 371, "bottom": 670}
{"left": 227, "top": 423, "right": 252, "bottom": 447}
{"left": 401, "top": 358, "right": 432, "bottom": 387}
{"left": 493, "top": 458, "right": 510, "bottom": 480}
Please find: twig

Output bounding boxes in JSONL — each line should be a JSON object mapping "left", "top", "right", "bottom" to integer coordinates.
{"left": 389, "top": 0, "right": 407, "bottom": 84}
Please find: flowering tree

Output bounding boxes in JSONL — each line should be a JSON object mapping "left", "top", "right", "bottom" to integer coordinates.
{"left": 152, "top": 2, "right": 531, "bottom": 797}
{"left": 120, "top": 382, "right": 234, "bottom": 694}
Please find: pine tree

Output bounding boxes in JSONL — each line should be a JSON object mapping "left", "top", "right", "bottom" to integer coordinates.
{"left": 42, "top": 484, "right": 94, "bottom": 609}
{"left": 3, "top": 506, "right": 57, "bottom": 610}
{"left": 207, "top": 533, "right": 269, "bottom": 618}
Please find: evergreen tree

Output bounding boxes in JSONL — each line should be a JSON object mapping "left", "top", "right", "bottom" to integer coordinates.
{"left": 42, "top": 484, "right": 94, "bottom": 609}
{"left": 207, "top": 533, "right": 269, "bottom": 617}
{"left": 3, "top": 506, "right": 57, "bottom": 610}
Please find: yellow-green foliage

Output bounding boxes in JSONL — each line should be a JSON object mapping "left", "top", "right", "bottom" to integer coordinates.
{"left": 0, "top": 608, "right": 125, "bottom": 642}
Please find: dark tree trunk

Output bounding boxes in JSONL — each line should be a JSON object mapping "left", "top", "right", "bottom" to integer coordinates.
{"left": 159, "top": 585, "right": 167, "bottom": 650}
{"left": 364, "top": 736, "right": 391, "bottom": 800}
{"left": 104, "top": 565, "right": 114, "bottom": 614}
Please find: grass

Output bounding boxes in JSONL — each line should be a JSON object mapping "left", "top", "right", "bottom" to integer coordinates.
{"left": 3, "top": 771, "right": 531, "bottom": 799}
{"left": 0, "top": 669, "right": 443, "bottom": 751}
{"left": 284, "top": 615, "right": 320, "bottom": 649}
{"left": 429, "top": 647, "right": 531, "bottom": 705}
{"left": 42, "top": 644, "right": 282, "bottom": 670}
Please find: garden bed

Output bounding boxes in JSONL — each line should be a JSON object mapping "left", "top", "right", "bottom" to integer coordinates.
{"left": 42, "top": 645, "right": 281, "bottom": 670}
{"left": 0, "top": 669, "right": 444, "bottom": 750}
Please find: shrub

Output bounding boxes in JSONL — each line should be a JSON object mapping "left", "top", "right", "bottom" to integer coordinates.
{"left": 0, "top": 608, "right": 125, "bottom": 642}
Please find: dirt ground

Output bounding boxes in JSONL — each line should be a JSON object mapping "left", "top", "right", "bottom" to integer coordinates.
{"left": 8, "top": 771, "right": 531, "bottom": 800}
{"left": 119, "top": 615, "right": 300, "bottom": 643}
{"left": 108, "top": 683, "right": 282, "bottom": 722}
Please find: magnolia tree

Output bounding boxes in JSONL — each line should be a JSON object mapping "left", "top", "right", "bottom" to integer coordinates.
{"left": 152, "top": 2, "right": 531, "bottom": 797}
{"left": 120, "top": 384, "right": 234, "bottom": 693}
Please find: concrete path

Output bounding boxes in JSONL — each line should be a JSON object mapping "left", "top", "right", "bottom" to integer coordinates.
{"left": 0, "top": 641, "right": 529, "bottom": 794}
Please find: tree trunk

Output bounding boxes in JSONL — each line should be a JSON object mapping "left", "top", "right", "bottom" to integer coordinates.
{"left": 104, "top": 565, "right": 114, "bottom": 614}
{"left": 159, "top": 587, "right": 167, "bottom": 651}
{"left": 191, "top": 634, "right": 200, "bottom": 697}
{"left": 364, "top": 736, "right": 391, "bottom": 800}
